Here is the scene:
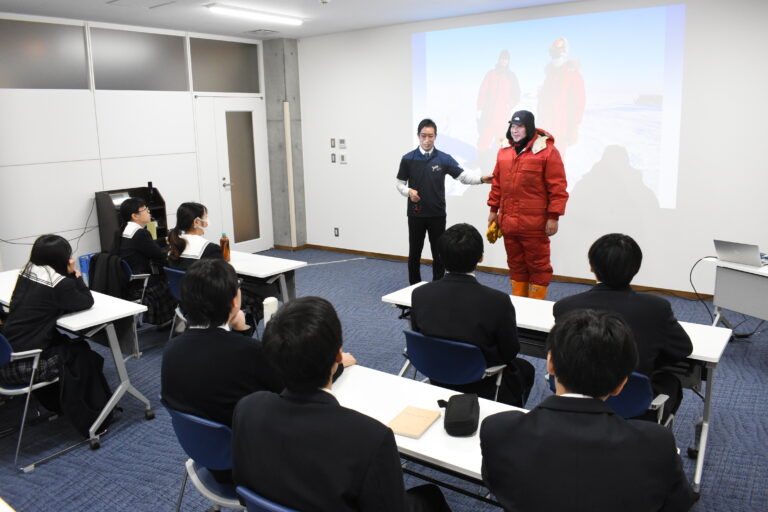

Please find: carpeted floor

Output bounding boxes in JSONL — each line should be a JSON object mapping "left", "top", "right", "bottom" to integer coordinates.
{"left": 0, "top": 248, "right": 765, "bottom": 511}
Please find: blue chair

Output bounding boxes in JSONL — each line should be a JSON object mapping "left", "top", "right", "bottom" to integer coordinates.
{"left": 120, "top": 260, "right": 150, "bottom": 306}
{"left": 398, "top": 329, "right": 507, "bottom": 401}
{"left": 236, "top": 486, "right": 299, "bottom": 512}
{"left": 547, "top": 372, "right": 670, "bottom": 424}
{"left": 166, "top": 407, "right": 244, "bottom": 511}
{"left": 163, "top": 267, "right": 186, "bottom": 339}
{"left": 0, "top": 334, "right": 60, "bottom": 473}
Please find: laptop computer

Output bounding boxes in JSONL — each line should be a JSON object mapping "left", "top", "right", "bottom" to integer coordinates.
{"left": 713, "top": 240, "right": 768, "bottom": 267}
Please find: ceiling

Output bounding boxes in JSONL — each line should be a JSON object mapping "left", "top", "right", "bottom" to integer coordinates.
{"left": 0, "top": 0, "right": 578, "bottom": 40}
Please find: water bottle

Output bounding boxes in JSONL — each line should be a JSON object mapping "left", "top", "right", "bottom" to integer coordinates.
{"left": 220, "top": 233, "right": 231, "bottom": 262}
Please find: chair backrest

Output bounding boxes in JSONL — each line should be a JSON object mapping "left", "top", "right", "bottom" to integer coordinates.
{"left": 120, "top": 259, "right": 134, "bottom": 280}
{"left": 236, "top": 486, "right": 299, "bottom": 512}
{"left": 166, "top": 407, "right": 233, "bottom": 471}
{"left": 0, "top": 334, "right": 13, "bottom": 367}
{"left": 403, "top": 329, "right": 488, "bottom": 385}
{"left": 164, "top": 267, "right": 185, "bottom": 302}
{"left": 606, "top": 372, "right": 655, "bottom": 418}
{"left": 548, "top": 372, "right": 654, "bottom": 418}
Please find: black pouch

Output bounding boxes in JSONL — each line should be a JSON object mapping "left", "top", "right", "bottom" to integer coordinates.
{"left": 437, "top": 393, "right": 479, "bottom": 437}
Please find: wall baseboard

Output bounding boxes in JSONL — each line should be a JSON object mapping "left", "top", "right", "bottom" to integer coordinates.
{"left": 272, "top": 244, "right": 713, "bottom": 301}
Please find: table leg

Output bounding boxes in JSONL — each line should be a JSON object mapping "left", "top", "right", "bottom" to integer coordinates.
{"left": 279, "top": 271, "right": 297, "bottom": 302}
{"left": 87, "top": 322, "right": 153, "bottom": 443}
{"left": 692, "top": 363, "right": 716, "bottom": 493}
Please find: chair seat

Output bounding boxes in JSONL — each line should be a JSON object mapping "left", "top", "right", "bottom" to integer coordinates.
{"left": 186, "top": 459, "right": 244, "bottom": 510}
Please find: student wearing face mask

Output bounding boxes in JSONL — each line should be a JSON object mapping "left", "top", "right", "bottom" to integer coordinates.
{"left": 166, "top": 202, "right": 278, "bottom": 328}
{"left": 166, "top": 202, "right": 222, "bottom": 270}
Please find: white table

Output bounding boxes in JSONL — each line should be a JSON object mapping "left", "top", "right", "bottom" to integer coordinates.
{"left": 382, "top": 282, "right": 731, "bottom": 494}
{"left": 0, "top": 270, "right": 154, "bottom": 451}
{"left": 229, "top": 251, "right": 307, "bottom": 301}
{"left": 704, "top": 257, "right": 768, "bottom": 326}
{"left": 334, "top": 365, "right": 518, "bottom": 503}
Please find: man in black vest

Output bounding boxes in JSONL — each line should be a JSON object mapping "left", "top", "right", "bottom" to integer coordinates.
{"left": 397, "top": 118, "right": 492, "bottom": 284}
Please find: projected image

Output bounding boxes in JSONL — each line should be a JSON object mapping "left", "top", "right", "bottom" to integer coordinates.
{"left": 412, "top": 5, "right": 685, "bottom": 208}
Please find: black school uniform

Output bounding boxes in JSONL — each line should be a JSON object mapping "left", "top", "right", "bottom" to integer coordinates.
{"left": 119, "top": 222, "right": 176, "bottom": 325}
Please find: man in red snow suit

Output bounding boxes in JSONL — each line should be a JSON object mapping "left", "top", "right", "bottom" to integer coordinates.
{"left": 537, "top": 37, "right": 586, "bottom": 157}
{"left": 487, "top": 110, "right": 568, "bottom": 300}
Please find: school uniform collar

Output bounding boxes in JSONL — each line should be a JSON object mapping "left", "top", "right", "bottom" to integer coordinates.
{"left": 123, "top": 221, "right": 142, "bottom": 238}
{"left": 280, "top": 388, "right": 339, "bottom": 406}
{"left": 179, "top": 233, "right": 211, "bottom": 259}
{"left": 21, "top": 263, "right": 66, "bottom": 288}
{"left": 592, "top": 282, "right": 632, "bottom": 292}
{"left": 537, "top": 395, "right": 615, "bottom": 415}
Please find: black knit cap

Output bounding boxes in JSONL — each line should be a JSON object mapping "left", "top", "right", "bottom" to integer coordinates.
{"left": 506, "top": 110, "right": 536, "bottom": 142}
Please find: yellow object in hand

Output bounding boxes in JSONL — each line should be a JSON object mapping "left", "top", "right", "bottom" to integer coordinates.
{"left": 486, "top": 221, "right": 503, "bottom": 244}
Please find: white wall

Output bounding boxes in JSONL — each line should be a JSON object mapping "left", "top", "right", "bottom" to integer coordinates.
{"left": 298, "top": 0, "right": 768, "bottom": 294}
{"left": 0, "top": 87, "right": 198, "bottom": 270}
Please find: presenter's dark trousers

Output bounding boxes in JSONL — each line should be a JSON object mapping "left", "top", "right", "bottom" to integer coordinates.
{"left": 408, "top": 215, "right": 446, "bottom": 284}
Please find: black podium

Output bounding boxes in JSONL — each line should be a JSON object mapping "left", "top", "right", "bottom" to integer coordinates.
{"left": 95, "top": 182, "right": 168, "bottom": 252}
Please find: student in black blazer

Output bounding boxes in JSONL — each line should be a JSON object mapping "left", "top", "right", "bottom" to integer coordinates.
{"left": 481, "top": 309, "right": 695, "bottom": 512}
{"left": 411, "top": 223, "right": 534, "bottom": 407}
{"left": 161, "top": 258, "right": 283, "bottom": 482}
{"left": 232, "top": 297, "right": 450, "bottom": 512}
{"left": 553, "top": 233, "right": 692, "bottom": 415}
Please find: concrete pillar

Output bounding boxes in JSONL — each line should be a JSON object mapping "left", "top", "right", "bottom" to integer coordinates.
{"left": 263, "top": 38, "right": 306, "bottom": 248}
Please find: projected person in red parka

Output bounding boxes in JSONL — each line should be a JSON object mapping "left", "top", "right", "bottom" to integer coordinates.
{"left": 477, "top": 50, "right": 521, "bottom": 153}
{"left": 487, "top": 110, "right": 568, "bottom": 300}
{"left": 537, "top": 38, "right": 585, "bottom": 157}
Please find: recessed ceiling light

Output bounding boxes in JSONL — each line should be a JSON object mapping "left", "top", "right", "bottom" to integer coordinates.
{"left": 207, "top": 4, "right": 304, "bottom": 26}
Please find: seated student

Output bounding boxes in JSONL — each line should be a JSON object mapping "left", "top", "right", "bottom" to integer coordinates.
{"left": 166, "top": 202, "right": 222, "bottom": 270}
{"left": 232, "top": 297, "right": 451, "bottom": 512}
{"left": 161, "top": 258, "right": 283, "bottom": 482}
{"left": 410, "top": 223, "right": 534, "bottom": 407}
{"left": 480, "top": 309, "right": 695, "bottom": 512}
{"left": 0, "top": 235, "right": 95, "bottom": 411}
{"left": 166, "top": 201, "right": 277, "bottom": 321}
{"left": 116, "top": 197, "right": 175, "bottom": 325}
{"left": 553, "top": 233, "right": 692, "bottom": 418}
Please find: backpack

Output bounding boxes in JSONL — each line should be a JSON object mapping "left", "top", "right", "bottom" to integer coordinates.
{"left": 57, "top": 339, "right": 113, "bottom": 437}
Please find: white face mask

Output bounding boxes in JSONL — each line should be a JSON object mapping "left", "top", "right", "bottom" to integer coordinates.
{"left": 195, "top": 217, "right": 210, "bottom": 230}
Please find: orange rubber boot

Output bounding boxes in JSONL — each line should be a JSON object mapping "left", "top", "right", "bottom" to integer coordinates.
{"left": 528, "top": 284, "right": 548, "bottom": 300}
{"left": 512, "top": 280, "right": 529, "bottom": 297}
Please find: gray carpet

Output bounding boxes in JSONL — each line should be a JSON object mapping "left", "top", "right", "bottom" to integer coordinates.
{"left": 0, "top": 248, "right": 765, "bottom": 511}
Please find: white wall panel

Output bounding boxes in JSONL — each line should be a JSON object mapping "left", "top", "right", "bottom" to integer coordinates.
{"left": 100, "top": 153, "right": 199, "bottom": 223}
{"left": 95, "top": 91, "right": 195, "bottom": 158}
{"left": 0, "top": 228, "right": 101, "bottom": 274}
{"left": 0, "top": 160, "right": 101, "bottom": 242}
{"left": 0, "top": 90, "right": 99, "bottom": 167}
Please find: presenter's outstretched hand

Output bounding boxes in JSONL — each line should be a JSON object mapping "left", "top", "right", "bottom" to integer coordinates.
{"left": 488, "top": 211, "right": 498, "bottom": 227}
{"left": 481, "top": 174, "right": 493, "bottom": 184}
{"left": 409, "top": 189, "right": 421, "bottom": 202}
{"left": 545, "top": 219, "right": 559, "bottom": 236}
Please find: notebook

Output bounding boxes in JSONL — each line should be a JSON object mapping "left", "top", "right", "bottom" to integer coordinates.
{"left": 387, "top": 406, "right": 441, "bottom": 439}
